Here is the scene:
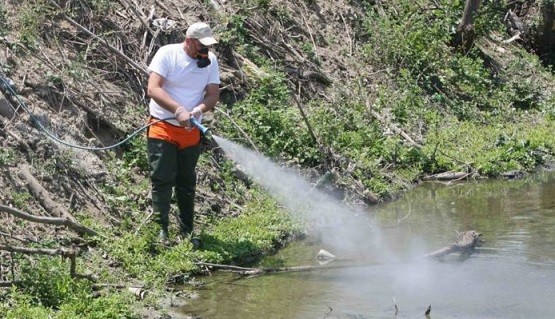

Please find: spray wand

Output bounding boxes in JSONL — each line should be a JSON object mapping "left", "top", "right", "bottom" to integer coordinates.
{"left": 189, "top": 116, "right": 213, "bottom": 140}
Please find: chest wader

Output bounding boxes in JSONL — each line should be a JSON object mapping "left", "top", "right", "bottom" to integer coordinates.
{"left": 148, "top": 138, "right": 201, "bottom": 238}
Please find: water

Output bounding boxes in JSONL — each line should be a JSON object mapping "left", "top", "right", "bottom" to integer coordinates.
{"left": 212, "top": 136, "right": 388, "bottom": 261}
{"left": 184, "top": 137, "right": 555, "bottom": 318}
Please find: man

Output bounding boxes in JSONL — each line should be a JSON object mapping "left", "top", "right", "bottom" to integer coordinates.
{"left": 146, "top": 22, "right": 220, "bottom": 245}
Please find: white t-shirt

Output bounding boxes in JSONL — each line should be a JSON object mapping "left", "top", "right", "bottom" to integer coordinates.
{"left": 148, "top": 43, "right": 220, "bottom": 126}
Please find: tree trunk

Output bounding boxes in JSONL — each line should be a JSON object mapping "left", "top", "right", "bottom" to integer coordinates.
{"left": 452, "top": 0, "right": 483, "bottom": 52}
{"left": 540, "top": 1, "right": 555, "bottom": 63}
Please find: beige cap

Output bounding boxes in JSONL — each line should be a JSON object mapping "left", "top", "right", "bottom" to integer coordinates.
{"left": 186, "top": 22, "right": 218, "bottom": 46}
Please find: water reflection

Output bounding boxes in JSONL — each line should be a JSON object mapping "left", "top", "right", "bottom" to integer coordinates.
{"left": 182, "top": 170, "right": 555, "bottom": 319}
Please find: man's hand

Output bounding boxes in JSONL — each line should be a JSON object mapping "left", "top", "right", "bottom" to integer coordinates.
{"left": 191, "top": 106, "right": 203, "bottom": 120}
{"left": 175, "top": 107, "right": 191, "bottom": 128}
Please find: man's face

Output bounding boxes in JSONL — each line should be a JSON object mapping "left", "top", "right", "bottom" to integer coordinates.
{"left": 186, "top": 38, "right": 211, "bottom": 67}
{"left": 187, "top": 38, "right": 208, "bottom": 55}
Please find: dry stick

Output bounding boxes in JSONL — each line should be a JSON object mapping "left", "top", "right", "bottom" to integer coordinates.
{"left": 74, "top": 179, "right": 120, "bottom": 225}
{"left": 154, "top": 0, "right": 175, "bottom": 18}
{"left": 48, "top": 0, "right": 148, "bottom": 75}
{"left": 0, "top": 230, "right": 33, "bottom": 244}
{"left": 291, "top": 87, "right": 329, "bottom": 170}
{"left": 194, "top": 261, "right": 378, "bottom": 277}
{"left": 89, "top": 283, "right": 148, "bottom": 300}
{"left": 134, "top": 210, "right": 155, "bottom": 235}
{"left": 338, "top": 12, "right": 353, "bottom": 56}
{"left": 17, "top": 165, "right": 78, "bottom": 223}
{"left": 365, "top": 100, "right": 422, "bottom": 148}
{"left": 0, "top": 244, "right": 95, "bottom": 281}
{"left": 115, "top": 0, "right": 154, "bottom": 33}
{"left": 445, "top": 172, "right": 474, "bottom": 186}
{"left": 292, "top": 92, "right": 320, "bottom": 151}
{"left": 423, "top": 171, "right": 472, "bottom": 182}
{"left": 168, "top": 1, "right": 185, "bottom": 20}
{"left": 208, "top": 0, "right": 222, "bottom": 11}
{"left": 0, "top": 244, "right": 76, "bottom": 257}
{"left": 300, "top": 3, "right": 319, "bottom": 59}
{"left": 144, "top": 28, "right": 161, "bottom": 65}
{"left": 0, "top": 204, "right": 100, "bottom": 238}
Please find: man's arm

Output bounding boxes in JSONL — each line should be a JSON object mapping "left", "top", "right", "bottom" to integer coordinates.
{"left": 194, "top": 83, "right": 220, "bottom": 114}
{"left": 147, "top": 72, "right": 191, "bottom": 127}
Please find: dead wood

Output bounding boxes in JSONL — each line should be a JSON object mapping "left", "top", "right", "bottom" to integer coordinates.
{"left": 0, "top": 244, "right": 76, "bottom": 257}
{"left": 89, "top": 284, "right": 147, "bottom": 299}
{"left": 196, "top": 231, "right": 482, "bottom": 277}
{"left": 194, "top": 261, "right": 376, "bottom": 277}
{"left": 48, "top": 0, "right": 148, "bottom": 75}
{"left": 0, "top": 203, "right": 100, "bottom": 237}
{"left": 366, "top": 100, "right": 422, "bottom": 148}
{"left": 115, "top": 0, "right": 154, "bottom": 33}
{"left": 17, "top": 165, "right": 78, "bottom": 223}
{"left": 214, "top": 108, "right": 260, "bottom": 153}
{"left": 292, "top": 92, "right": 327, "bottom": 168}
{"left": 0, "top": 244, "right": 96, "bottom": 281}
{"left": 423, "top": 171, "right": 473, "bottom": 181}
{"left": 425, "top": 230, "right": 482, "bottom": 259}
{"left": 459, "top": 0, "right": 482, "bottom": 32}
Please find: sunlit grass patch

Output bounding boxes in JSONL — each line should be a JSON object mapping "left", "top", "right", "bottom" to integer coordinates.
{"left": 424, "top": 114, "right": 555, "bottom": 176}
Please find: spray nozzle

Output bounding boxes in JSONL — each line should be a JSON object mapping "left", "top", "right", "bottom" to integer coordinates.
{"left": 189, "top": 116, "right": 212, "bottom": 139}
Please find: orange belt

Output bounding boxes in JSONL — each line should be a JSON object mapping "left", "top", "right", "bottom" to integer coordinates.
{"left": 147, "top": 117, "right": 200, "bottom": 150}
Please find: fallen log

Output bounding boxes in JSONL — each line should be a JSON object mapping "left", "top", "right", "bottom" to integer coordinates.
{"left": 194, "top": 261, "right": 376, "bottom": 277}
{"left": 18, "top": 164, "right": 78, "bottom": 223}
{"left": 0, "top": 204, "right": 100, "bottom": 238}
{"left": 423, "top": 171, "right": 472, "bottom": 181}
{"left": 425, "top": 230, "right": 482, "bottom": 259}
{"left": 196, "top": 230, "right": 483, "bottom": 277}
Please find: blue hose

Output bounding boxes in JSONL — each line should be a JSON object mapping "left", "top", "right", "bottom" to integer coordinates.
{"left": 0, "top": 75, "right": 212, "bottom": 151}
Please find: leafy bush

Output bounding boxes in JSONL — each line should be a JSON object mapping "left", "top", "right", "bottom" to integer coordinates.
{"left": 18, "top": 257, "right": 89, "bottom": 309}
{"left": 218, "top": 74, "right": 322, "bottom": 166}
{"left": 0, "top": 289, "right": 54, "bottom": 319}
{"left": 57, "top": 291, "right": 138, "bottom": 319}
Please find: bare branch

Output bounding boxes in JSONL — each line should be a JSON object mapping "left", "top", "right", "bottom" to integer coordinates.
{"left": 0, "top": 204, "right": 101, "bottom": 238}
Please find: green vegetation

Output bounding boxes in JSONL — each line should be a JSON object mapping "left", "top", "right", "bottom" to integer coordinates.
{"left": 101, "top": 179, "right": 298, "bottom": 282}
{"left": 218, "top": 74, "right": 323, "bottom": 165}
{"left": 0, "top": 148, "right": 15, "bottom": 166}
{"left": 2, "top": 183, "right": 297, "bottom": 318}
{"left": 216, "top": 0, "right": 555, "bottom": 198}
{"left": 17, "top": 1, "right": 49, "bottom": 49}
{"left": 1, "top": 257, "right": 138, "bottom": 319}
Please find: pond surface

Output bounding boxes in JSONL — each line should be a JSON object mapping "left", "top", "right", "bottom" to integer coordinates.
{"left": 181, "top": 170, "right": 555, "bottom": 319}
